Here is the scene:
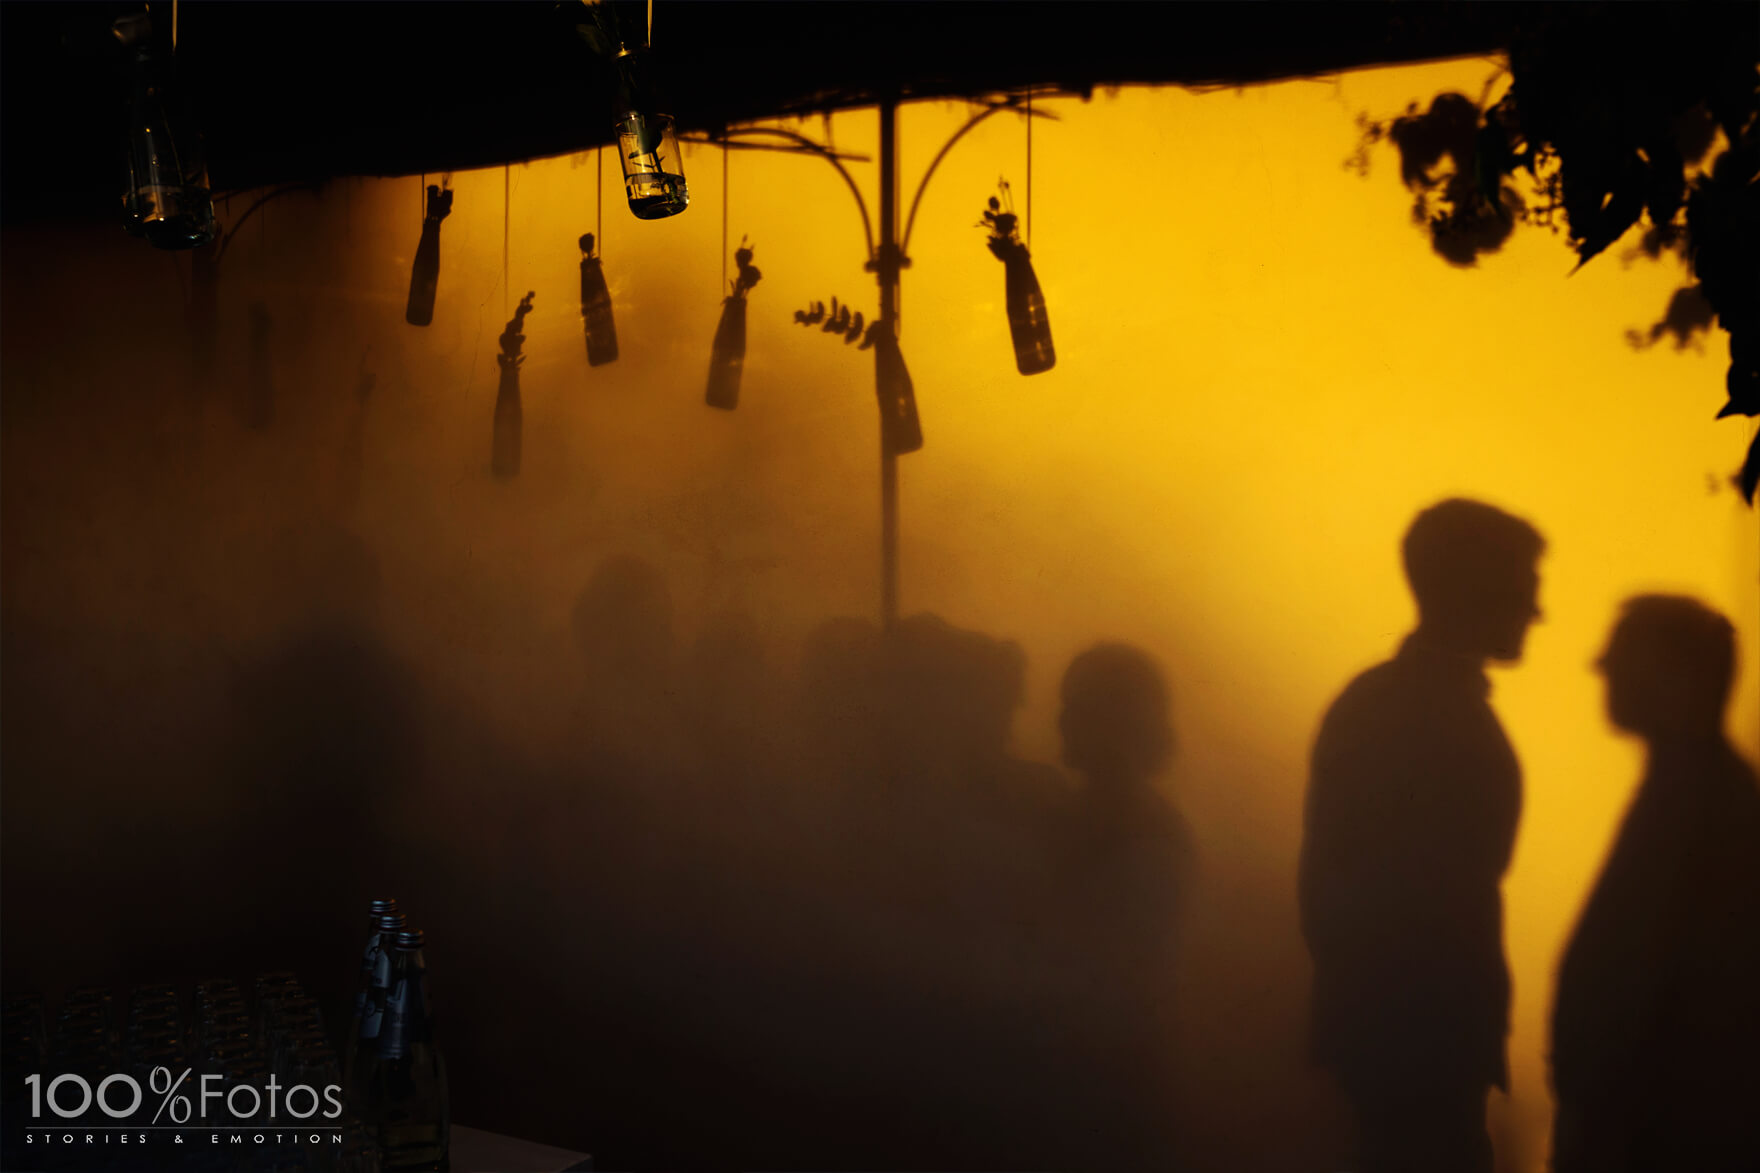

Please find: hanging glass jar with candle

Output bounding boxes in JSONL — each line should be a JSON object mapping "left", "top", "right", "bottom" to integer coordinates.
{"left": 114, "top": 10, "right": 218, "bottom": 249}
{"left": 607, "top": 15, "right": 689, "bottom": 220}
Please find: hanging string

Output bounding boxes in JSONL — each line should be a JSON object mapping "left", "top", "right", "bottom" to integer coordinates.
{"left": 167, "top": 251, "right": 188, "bottom": 311}
{"left": 504, "top": 165, "right": 511, "bottom": 318}
{"left": 1026, "top": 91, "right": 1033, "bottom": 247}
{"left": 721, "top": 138, "right": 729, "bottom": 294}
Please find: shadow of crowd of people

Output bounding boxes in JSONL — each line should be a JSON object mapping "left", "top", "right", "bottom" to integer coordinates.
{"left": 3, "top": 498, "right": 1757, "bottom": 1172}
{"left": 443, "top": 500, "right": 1759, "bottom": 1171}
{"left": 452, "top": 557, "right": 1194, "bottom": 1169}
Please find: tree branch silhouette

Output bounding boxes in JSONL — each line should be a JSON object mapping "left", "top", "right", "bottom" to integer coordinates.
{"left": 1355, "top": 4, "right": 1758, "bottom": 500}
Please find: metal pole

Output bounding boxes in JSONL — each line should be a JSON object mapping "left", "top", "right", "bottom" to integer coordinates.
{"left": 877, "top": 96, "right": 900, "bottom": 632}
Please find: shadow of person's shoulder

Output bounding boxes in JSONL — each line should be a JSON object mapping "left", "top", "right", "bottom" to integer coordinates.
{"left": 1319, "top": 654, "right": 1407, "bottom": 728}
{"left": 1008, "top": 757, "right": 1074, "bottom": 806}
{"left": 1704, "top": 744, "right": 1760, "bottom": 852}
{"left": 1326, "top": 644, "right": 1481, "bottom": 733}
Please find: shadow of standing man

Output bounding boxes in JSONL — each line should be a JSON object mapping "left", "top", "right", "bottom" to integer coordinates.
{"left": 1299, "top": 498, "right": 1545, "bottom": 1173}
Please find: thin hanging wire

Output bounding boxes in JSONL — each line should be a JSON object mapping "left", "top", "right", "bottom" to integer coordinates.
{"left": 721, "top": 139, "right": 729, "bottom": 294}
{"left": 167, "top": 252, "right": 188, "bottom": 310}
{"left": 504, "top": 165, "right": 511, "bottom": 317}
{"left": 1026, "top": 91, "right": 1033, "bottom": 247}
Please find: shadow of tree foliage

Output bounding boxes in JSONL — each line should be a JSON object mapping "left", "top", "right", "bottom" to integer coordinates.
{"left": 1354, "top": 3, "right": 1758, "bottom": 500}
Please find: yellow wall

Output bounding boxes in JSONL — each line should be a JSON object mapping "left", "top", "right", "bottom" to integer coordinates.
{"left": 4, "top": 56, "right": 1754, "bottom": 1172}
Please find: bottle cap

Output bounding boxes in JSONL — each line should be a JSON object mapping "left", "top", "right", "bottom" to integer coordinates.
{"left": 395, "top": 929, "right": 425, "bottom": 950}
{"left": 376, "top": 912, "right": 407, "bottom": 932}
{"left": 368, "top": 898, "right": 400, "bottom": 917}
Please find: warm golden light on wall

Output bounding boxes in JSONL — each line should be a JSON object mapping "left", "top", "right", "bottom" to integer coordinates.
{"left": 4, "top": 52, "right": 1754, "bottom": 1173}
{"left": 347, "top": 69, "right": 1760, "bottom": 1166}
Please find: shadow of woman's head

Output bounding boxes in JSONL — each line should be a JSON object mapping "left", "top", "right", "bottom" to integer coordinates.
{"left": 1059, "top": 642, "right": 1174, "bottom": 789}
{"left": 572, "top": 556, "right": 673, "bottom": 691}
{"left": 884, "top": 614, "right": 1025, "bottom": 767}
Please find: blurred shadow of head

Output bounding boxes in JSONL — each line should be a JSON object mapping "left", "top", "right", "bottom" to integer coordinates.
{"left": 885, "top": 614, "right": 1025, "bottom": 765}
{"left": 255, "top": 518, "right": 382, "bottom": 630}
{"left": 1059, "top": 642, "right": 1174, "bottom": 790}
{"left": 682, "top": 610, "right": 770, "bottom": 730}
{"left": 687, "top": 611, "right": 765, "bottom": 686}
{"left": 572, "top": 556, "right": 673, "bottom": 690}
{"left": 798, "top": 617, "right": 884, "bottom": 766}
{"left": 1598, "top": 594, "right": 1736, "bottom": 742}
{"left": 1403, "top": 498, "right": 1546, "bottom": 662}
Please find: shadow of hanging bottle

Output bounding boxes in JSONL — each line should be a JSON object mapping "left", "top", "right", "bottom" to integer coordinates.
{"left": 580, "top": 233, "right": 619, "bottom": 367}
{"left": 338, "top": 352, "right": 375, "bottom": 511}
{"left": 868, "top": 321, "right": 924, "bottom": 454}
{"left": 706, "top": 239, "right": 761, "bottom": 410}
{"left": 493, "top": 292, "right": 535, "bottom": 479}
{"left": 189, "top": 239, "right": 220, "bottom": 396}
{"left": 243, "top": 301, "right": 275, "bottom": 430}
{"left": 406, "top": 185, "right": 454, "bottom": 327}
{"left": 982, "top": 186, "right": 1054, "bottom": 375}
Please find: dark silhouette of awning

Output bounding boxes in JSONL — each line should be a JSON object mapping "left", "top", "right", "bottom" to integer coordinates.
{"left": 1, "top": 1, "right": 1519, "bottom": 222}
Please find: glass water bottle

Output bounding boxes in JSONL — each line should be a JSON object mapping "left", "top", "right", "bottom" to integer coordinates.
{"left": 345, "top": 903, "right": 404, "bottom": 1094}
{"left": 356, "top": 929, "right": 449, "bottom": 1172}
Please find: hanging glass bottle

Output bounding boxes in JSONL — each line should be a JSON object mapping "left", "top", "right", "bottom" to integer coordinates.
{"left": 114, "top": 10, "right": 218, "bottom": 249}
{"left": 406, "top": 184, "right": 453, "bottom": 327}
{"left": 579, "top": 233, "right": 619, "bottom": 366}
{"left": 706, "top": 239, "right": 760, "bottom": 410}
{"left": 981, "top": 181, "right": 1054, "bottom": 375}
{"left": 493, "top": 292, "right": 534, "bottom": 479}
